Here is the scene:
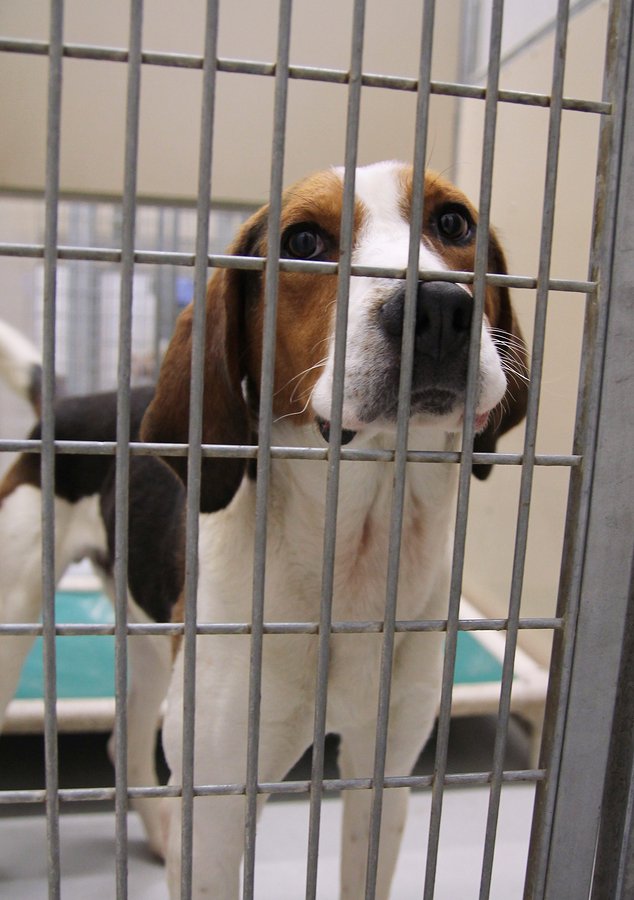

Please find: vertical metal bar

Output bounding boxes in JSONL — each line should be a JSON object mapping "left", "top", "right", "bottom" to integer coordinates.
{"left": 304, "top": 2, "right": 365, "bottom": 897}
{"left": 363, "top": 3, "right": 436, "bottom": 898}
{"left": 524, "top": 0, "right": 634, "bottom": 895}
{"left": 41, "top": 1, "right": 64, "bottom": 895}
{"left": 86, "top": 205, "right": 101, "bottom": 393}
{"left": 423, "top": 1, "right": 505, "bottom": 896}
{"left": 113, "top": 2, "right": 144, "bottom": 895}
{"left": 477, "top": 2, "right": 570, "bottom": 897}
{"left": 242, "top": 2, "right": 292, "bottom": 896}
{"left": 152, "top": 209, "right": 165, "bottom": 383}
{"left": 536, "top": 0, "right": 634, "bottom": 893}
{"left": 178, "top": 2, "right": 219, "bottom": 897}
{"left": 452, "top": 0, "right": 481, "bottom": 173}
{"left": 592, "top": 553, "right": 634, "bottom": 899}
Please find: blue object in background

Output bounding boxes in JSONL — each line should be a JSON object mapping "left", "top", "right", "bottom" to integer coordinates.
{"left": 176, "top": 275, "right": 194, "bottom": 308}
{"left": 15, "top": 592, "right": 505, "bottom": 702}
{"left": 454, "top": 631, "right": 504, "bottom": 684}
{"left": 16, "top": 591, "right": 115, "bottom": 699}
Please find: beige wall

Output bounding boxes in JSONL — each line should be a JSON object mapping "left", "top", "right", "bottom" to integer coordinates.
{"left": 0, "top": 0, "right": 461, "bottom": 470}
{"left": 0, "top": 0, "right": 461, "bottom": 203}
{"left": 455, "top": 0, "right": 609, "bottom": 665}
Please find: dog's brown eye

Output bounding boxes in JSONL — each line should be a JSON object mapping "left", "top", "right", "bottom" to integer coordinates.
{"left": 282, "top": 225, "right": 326, "bottom": 260}
{"left": 436, "top": 206, "right": 473, "bottom": 243}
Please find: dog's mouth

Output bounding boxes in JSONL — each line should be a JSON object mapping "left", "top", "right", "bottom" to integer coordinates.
{"left": 471, "top": 410, "right": 491, "bottom": 433}
{"left": 316, "top": 406, "right": 490, "bottom": 443}
{"left": 316, "top": 417, "right": 357, "bottom": 445}
{"left": 410, "top": 387, "right": 458, "bottom": 418}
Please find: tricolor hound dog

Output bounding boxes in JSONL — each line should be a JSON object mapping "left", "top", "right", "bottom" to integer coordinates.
{"left": 0, "top": 162, "right": 528, "bottom": 898}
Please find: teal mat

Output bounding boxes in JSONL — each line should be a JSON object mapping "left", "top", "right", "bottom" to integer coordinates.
{"left": 16, "top": 591, "right": 115, "bottom": 700}
{"left": 15, "top": 593, "right": 504, "bottom": 700}
{"left": 455, "top": 631, "right": 504, "bottom": 684}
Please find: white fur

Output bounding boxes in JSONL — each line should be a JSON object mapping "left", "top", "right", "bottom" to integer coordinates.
{"left": 163, "top": 424, "right": 457, "bottom": 898}
{"left": 0, "top": 319, "right": 41, "bottom": 402}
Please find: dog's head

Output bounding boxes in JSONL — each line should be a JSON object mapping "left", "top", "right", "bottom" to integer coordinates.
{"left": 141, "top": 161, "right": 528, "bottom": 512}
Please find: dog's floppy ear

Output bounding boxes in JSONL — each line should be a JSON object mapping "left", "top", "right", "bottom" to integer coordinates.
{"left": 472, "top": 231, "right": 529, "bottom": 480}
{"left": 141, "top": 212, "right": 264, "bottom": 512}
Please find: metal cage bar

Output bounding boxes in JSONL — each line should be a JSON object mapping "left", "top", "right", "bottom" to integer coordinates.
{"left": 524, "top": 0, "right": 634, "bottom": 896}
{"left": 0, "top": 441, "right": 582, "bottom": 471}
{"left": 112, "top": 3, "right": 144, "bottom": 895}
{"left": 592, "top": 554, "right": 634, "bottom": 899}
{"left": 364, "top": 3, "right": 436, "bottom": 897}
{"left": 242, "top": 4, "right": 293, "bottom": 895}
{"left": 0, "top": 765, "right": 546, "bottom": 808}
{"left": 0, "top": 614, "right": 564, "bottom": 640}
{"left": 304, "top": 1, "right": 365, "bottom": 896}
{"left": 0, "top": 241, "right": 600, "bottom": 294}
{"left": 178, "top": 2, "right": 220, "bottom": 897}
{"left": 423, "top": 0, "right": 505, "bottom": 894}
{"left": 538, "top": 0, "right": 634, "bottom": 894}
{"left": 478, "top": 1, "right": 571, "bottom": 896}
{"left": 40, "top": 1, "right": 65, "bottom": 896}
{"left": 0, "top": 35, "right": 612, "bottom": 114}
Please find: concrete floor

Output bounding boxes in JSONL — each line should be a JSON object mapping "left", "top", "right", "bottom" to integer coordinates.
{"left": 0, "top": 785, "right": 535, "bottom": 899}
{"left": 0, "top": 717, "right": 536, "bottom": 897}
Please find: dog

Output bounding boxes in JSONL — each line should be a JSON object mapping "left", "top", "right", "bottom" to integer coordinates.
{"left": 0, "top": 161, "right": 528, "bottom": 897}
{"left": 0, "top": 330, "right": 177, "bottom": 855}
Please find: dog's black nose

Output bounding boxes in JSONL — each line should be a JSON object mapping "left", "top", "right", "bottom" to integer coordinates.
{"left": 378, "top": 281, "right": 472, "bottom": 362}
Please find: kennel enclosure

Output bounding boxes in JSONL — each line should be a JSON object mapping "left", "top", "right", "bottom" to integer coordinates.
{"left": 0, "top": 1, "right": 633, "bottom": 898}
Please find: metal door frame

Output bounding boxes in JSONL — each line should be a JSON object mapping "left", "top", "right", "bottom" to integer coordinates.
{"left": 526, "top": 0, "right": 634, "bottom": 896}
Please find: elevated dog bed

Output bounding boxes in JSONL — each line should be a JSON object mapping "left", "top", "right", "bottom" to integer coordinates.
{"left": 4, "top": 568, "right": 548, "bottom": 757}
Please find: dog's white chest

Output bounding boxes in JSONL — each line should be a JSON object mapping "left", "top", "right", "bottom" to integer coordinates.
{"left": 195, "top": 453, "right": 456, "bottom": 739}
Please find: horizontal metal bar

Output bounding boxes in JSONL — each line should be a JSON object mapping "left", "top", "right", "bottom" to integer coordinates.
{"left": 0, "top": 37, "right": 610, "bottom": 114}
{"left": 184, "top": 766, "right": 547, "bottom": 793}
{"left": 0, "top": 768, "right": 546, "bottom": 807}
{"left": 0, "top": 439, "right": 583, "bottom": 469}
{"left": 0, "top": 241, "right": 598, "bottom": 294}
{"left": 0, "top": 616, "right": 563, "bottom": 637}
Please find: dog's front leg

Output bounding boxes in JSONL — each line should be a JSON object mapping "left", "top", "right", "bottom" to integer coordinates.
{"left": 105, "top": 621, "right": 172, "bottom": 858}
{"left": 162, "top": 634, "right": 316, "bottom": 899}
{"left": 338, "top": 725, "right": 414, "bottom": 900}
{"left": 338, "top": 641, "right": 443, "bottom": 899}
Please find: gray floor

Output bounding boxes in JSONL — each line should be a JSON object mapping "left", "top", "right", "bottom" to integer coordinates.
{"left": 0, "top": 717, "right": 535, "bottom": 896}
{"left": 0, "top": 785, "right": 535, "bottom": 899}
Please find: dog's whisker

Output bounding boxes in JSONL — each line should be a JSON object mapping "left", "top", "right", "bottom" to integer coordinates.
{"left": 273, "top": 384, "right": 316, "bottom": 424}
{"left": 288, "top": 359, "right": 328, "bottom": 405}
{"left": 490, "top": 331, "right": 529, "bottom": 355}
{"left": 275, "top": 357, "right": 328, "bottom": 399}
{"left": 501, "top": 361, "right": 531, "bottom": 386}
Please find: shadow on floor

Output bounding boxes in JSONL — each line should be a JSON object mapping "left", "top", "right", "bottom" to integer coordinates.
{"left": 0, "top": 714, "right": 532, "bottom": 817}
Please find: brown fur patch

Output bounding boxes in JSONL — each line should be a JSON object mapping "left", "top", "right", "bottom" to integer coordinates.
{"left": 399, "top": 169, "right": 480, "bottom": 279}
{"left": 171, "top": 589, "right": 185, "bottom": 657}
{"left": 398, "top": 168, "right": 511, "bottom": 326}
{"left": 0, "top": 455, "right": 40, "bottom": 507}
{"left": 243, "top": 170, "right": 366, "bottom": 425}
